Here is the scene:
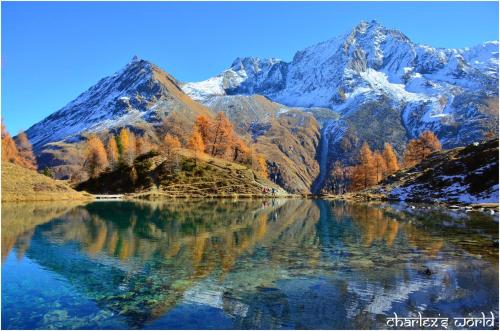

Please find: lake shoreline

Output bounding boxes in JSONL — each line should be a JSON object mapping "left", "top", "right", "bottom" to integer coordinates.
{"left": 3, "top": 186, "right": 498, "bottom": 213}
{"left": 320, "top": 192, "right": 499, "bottom": 212}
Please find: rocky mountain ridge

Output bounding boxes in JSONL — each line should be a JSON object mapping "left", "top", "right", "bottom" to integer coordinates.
{"left": 183, "top": 20, "right": 498, "bottom": 191}
{"left": 22, "top": 20, "right": 499, "bottom": 194}
{"left": 23, "top": 58, "right": 320, "bottom": 193}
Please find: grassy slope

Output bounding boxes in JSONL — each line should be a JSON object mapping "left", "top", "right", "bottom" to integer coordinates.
{"left": 77, "top": 149, "right": 289, "bottom": 198}
{"left": 1, "top": 162, "right": 92, "bottom": 202}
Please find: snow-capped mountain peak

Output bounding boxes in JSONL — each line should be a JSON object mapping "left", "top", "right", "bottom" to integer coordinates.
{"left": 22, "top": 21, "right": 498, "bottom": 194}
{"left": 181, "top": 20, "right": 498, "bottom": 193}
{"left": 183, "top": 21, "right": 497, "bottom": 106}
{"left": 25, "top": 56, "right": 207, "bottom": 151}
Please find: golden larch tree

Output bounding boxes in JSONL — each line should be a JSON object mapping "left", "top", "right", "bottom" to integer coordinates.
{"left": 1, "top": 122, "right": 20, "bottom": 164}
{"left": 350, "top": 142, "right": 377, "bottom": 191}
{"left": 403, "top": 139, "right": 420, "bottom": 167}
{"left": 403, "top": 130, "right": 441, "bottom": 167}
{"left": 210, "top": 112, "right": 234, "bottom": 157}
{"left": 85, "top": 135, "right": 109, "bottom": 178}
{"left": 373, "top": 151, "right": 387, "bottom": 183}
{"left": 419, "top": 130, "right": 442, "bottom": 153}
{"left": 195, "top": 115, "right": 212, "bottom": 145}
{"left": 118, "top": 128, "right": 136, "bottom": 164}
{"left": 256, "top": 154, "right": 268, "bottom": 178}
{"left": 118, "top": 128, "right": 129, "bottom": 157}
{"left": 127, "top": 131, "right": 137, "bottom": 162}
{"left": 107, "top": 136, "right": 119, "bottom": 167}
{"left": 231, "top": 137, "right": 250, "bottom": 163}
{"left": 15, "top": 131, "right": 37, "bottom": 170}
{"left": 383, "top": 143, "right": 399, "bottom": 175}
{"left": 188, "top": 127, "right": 205, "bottom": 165}
{"left": 163, "top": 134, "right": 181, "bottom": 159}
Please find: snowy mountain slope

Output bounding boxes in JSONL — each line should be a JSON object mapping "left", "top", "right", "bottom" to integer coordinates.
{"left": 184, "top": 21, "right": 498, "bottom": 114}
{"left": 183, "top": 21, "right": 498, "bottom": 147}
{"left": 182, "top": 20, "right": 498, "bottom": 192}
{"left": 183, "top": 57, "right": 286, "bottom": 102}
{"left": 26, "top": 56, "right": 211, "bottom": 152}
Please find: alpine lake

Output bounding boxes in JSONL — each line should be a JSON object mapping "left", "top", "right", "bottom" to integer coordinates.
{"left": 1, "top": 199, "right": 498, "bottom": 329}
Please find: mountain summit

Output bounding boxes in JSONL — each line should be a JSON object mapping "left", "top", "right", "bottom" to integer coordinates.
{"left": 184, "top": 20, "right": 498, "bottom": 114}
{"left": 22, "top": 21, "right": 498, "bottom": 193}
{"left": 182, "top": 21, "right": 498, "bottom": 191}
{"left": 26, "top": 57, "right": 210, "bottom": 152}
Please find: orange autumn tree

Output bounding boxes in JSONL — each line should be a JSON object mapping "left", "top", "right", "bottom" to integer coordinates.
{"left": 118, "top": 128, "right": 137, "bottom": 165}
{"left": 246, "top": 145, "right": 268, "bottom": 178}
{"left": 193, "top": 113, "right": 252, "bottom": 166}
{"left": 373, "top": 151, "right": 387, "bottom": 183}
{"left": 107, "top": 135, "right": 119, "bottom": 168}
{"left": 127, "top": 131, "right": 137, "bottom": 162}
{"left": 231, "top": 137, "right": 250, "bottom": 163}
{"left": 188, "top": 127, "right": 205, "bottom": 165}
{"left": 163, "top": 134, "right": 181, "bottom": 173}
{"left": 350, "top": 142, "right": 377, "bottom": 191}
{"left": 15, "top": 131, "right": 37, "bottom": 170}
{"left": 1, "top": 122, "right": 20, "bottom": 164}
{"left": 85, "top": 135, "right": 109, "bottom": 178}
{"left": 403, "top": 130, "right": 441, "bottom": 167}
{"left": 383, "top": 143, "right": 399, "bottom": 175}
{"left": 163, "top": 134, "right": 181, "bottom": 159}
{"left": 1, "top": 122, "right": 38, "bottom": 170}
{"left": 194, "top": 115, "right": 212, "bottom": 145}
{"left": 209, "top": 112, "right": 234, "bottom": 157}
{"left": 256, "top": 154, "right": 268, "bottom": 178}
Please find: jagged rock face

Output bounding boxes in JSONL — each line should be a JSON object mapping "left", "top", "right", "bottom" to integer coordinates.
{"left": 206, "top": 95, "right": 321, "bottom": 193}
{"left": 183, "top": 20, "right": 499, "bottom": 192}
{"left": 182, "top": 57, "right": 289, "bottom": 102}
{"left": 184, "top": 21, "right": 498, "bottom": 118}
{"left": 25, "top": 57, "right": 211, "bottom": 154}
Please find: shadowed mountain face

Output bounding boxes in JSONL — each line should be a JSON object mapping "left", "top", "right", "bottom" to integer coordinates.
{"left": 206, "top": 95, "right": 321, "bottom": 193}
{"left": 2, "top": 200, "right": 498, "bottom": 329}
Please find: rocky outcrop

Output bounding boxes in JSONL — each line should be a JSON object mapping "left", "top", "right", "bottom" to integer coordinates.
{"left": 370, "top": 139, "right": 499, "bottom": 204}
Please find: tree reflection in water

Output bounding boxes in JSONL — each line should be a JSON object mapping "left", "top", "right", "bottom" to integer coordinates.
{"left": 2, "top": 199, "right": 498, "bottom": 329}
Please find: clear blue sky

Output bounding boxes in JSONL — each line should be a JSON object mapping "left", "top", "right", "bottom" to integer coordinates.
{"left": 2, "top": 1, "right": 498, "bottom": 133}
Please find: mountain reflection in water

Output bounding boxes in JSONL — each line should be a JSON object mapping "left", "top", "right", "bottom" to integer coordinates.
{"left": 2, "top": 199, "right": 498, "bottom": 329}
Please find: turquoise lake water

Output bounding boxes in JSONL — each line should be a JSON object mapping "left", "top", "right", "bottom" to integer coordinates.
{"left": 1, "top": 199, "right": 498, "bottom": 329}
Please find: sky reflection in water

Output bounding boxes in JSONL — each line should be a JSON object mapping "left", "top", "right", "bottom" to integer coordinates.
{"left": 1, "top": 199, "right": 498, "bottom": 329}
